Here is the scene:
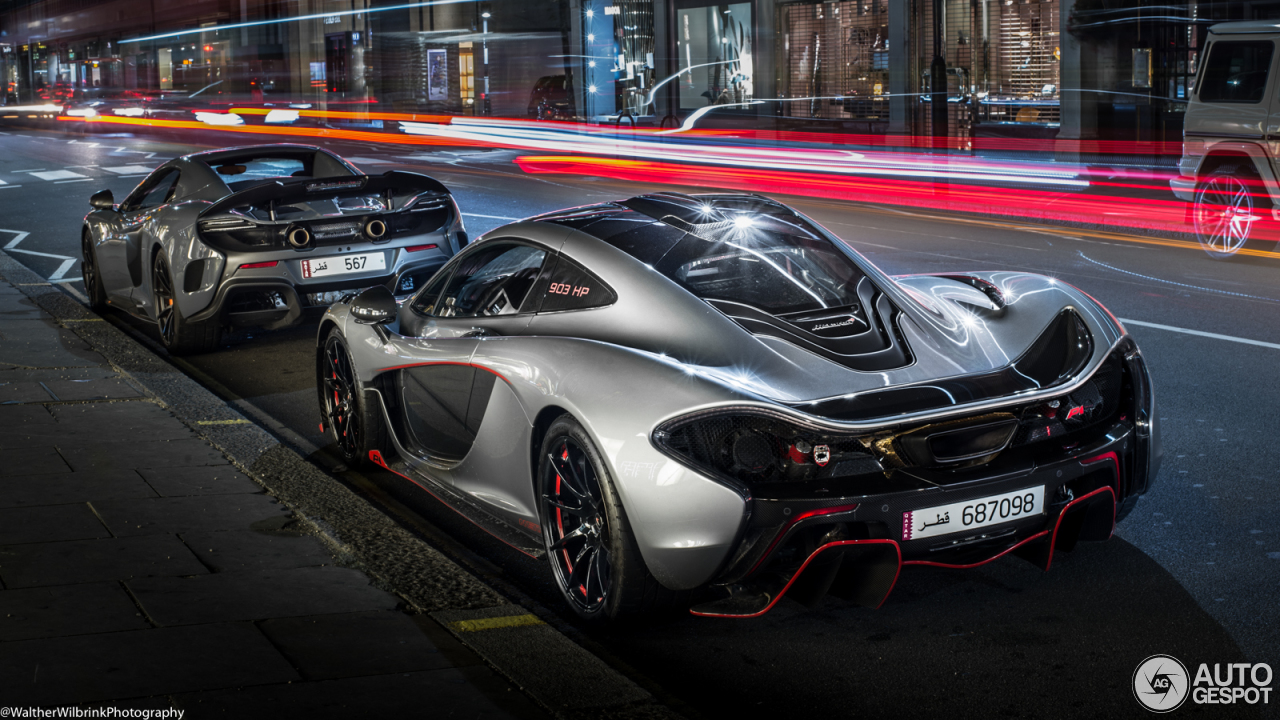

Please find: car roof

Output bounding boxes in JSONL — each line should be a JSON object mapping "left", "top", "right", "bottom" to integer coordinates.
{"left": 181, "top": 143, "right": 338, "bottom": 164}
{"left": 532, "top": 191, "right": 837, "bottom": 266}
{"left": 1209, "top": 21, "right": 1280, "bottom": 35}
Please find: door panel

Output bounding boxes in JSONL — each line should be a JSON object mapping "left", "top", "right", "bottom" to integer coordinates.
{"left": 466, "top": 369, "right": 497, "bottom": 436}
{"left": 96, "top": 216, "right": 134, "bottom": 298}
{"left": 450, "top": 378, "right": 539, "bottom": 528}
{"left": 401, "top": 364, "right": 477, "bottom": 461}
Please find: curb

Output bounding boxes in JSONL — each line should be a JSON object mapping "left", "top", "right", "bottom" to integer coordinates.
{"left": 0, "top": 249, "right": 682, "bottom": 720}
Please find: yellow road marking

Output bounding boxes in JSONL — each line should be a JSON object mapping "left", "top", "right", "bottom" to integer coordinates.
{"left": 449, "top": 614, "right": 544, "bottom": 633}
{"left": 196, "top": 419, "right": 253, "bottom": 426}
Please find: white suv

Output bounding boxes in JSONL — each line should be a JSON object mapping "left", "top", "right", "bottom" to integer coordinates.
{"left": 1174, "top": 21, "right": 1280, "bottom": 258}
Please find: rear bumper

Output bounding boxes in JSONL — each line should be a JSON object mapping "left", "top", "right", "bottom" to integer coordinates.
{"left": 188, "top": 259, "right": 446, "bottom": 329}
{"left": 692, "top": 421, "right": 1145, "bottom": 618}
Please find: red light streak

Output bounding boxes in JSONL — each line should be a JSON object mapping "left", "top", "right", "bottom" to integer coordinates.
{"left": 514, "top": 155, "right": 1280, "bottom": 253}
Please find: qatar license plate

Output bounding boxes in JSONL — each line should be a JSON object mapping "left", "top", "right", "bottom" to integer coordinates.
{"left": 300, "top": 252, "right": 386, "bottom": 279}
{"left": 902, "top": 486, "right": 1045, "bottom": 541}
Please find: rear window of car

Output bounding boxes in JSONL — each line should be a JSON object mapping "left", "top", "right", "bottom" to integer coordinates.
{"left": 1198, "top": 40, "right": 1275, "bottom": 103}
{"left": 204, "top": 152, "right": 355, "bottom": 192}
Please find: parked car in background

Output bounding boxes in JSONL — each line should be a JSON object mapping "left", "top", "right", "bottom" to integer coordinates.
{"left": 1174, "top": 21, "right": 1280, "bottom": 258}
{"left": 81, "top": 143, "right": 464, "bottom": 354}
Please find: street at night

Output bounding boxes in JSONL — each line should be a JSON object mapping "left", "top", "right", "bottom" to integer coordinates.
{"left": 3, "top": 0, "right": 1280, "bottom": 716}
{"left": 0, "top": 126, "right": 1276, "bottom": 718}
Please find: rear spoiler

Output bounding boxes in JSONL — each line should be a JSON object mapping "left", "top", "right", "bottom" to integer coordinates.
{"left": 199, "top": 170, "right": 450, "bottom": 219}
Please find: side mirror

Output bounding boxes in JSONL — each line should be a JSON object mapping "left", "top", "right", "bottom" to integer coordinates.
{"left": 89, "top": 189, "right": 114, "bottom": 210}
{"left": 350, "top": 285, "right": 397, "bottom": 325}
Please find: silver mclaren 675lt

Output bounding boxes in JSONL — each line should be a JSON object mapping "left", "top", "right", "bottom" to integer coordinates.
{"left": 316, "top": 192, "right": 1160, "bottom": 620}
{"left": 81, "top": 144, "right": 464, "bottom": 354}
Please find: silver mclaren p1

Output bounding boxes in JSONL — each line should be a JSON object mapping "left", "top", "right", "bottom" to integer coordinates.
{"left": 80, "top": 143, "right": 464, "bottom": 354}
{"left": 316, "top": 192, "right": 1160, "bottom": 620}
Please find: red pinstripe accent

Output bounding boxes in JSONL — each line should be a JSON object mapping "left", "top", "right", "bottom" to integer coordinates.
{"left": 380, "top": 361, "right": 512, "bottom": 386}
{"left": 903, "top": 530, "right": 1051, "bottom": 569}
{"left": 746, "top": 503, "right": 860, "bottom": 576}
{"left": 367, "top": 450, "right": 538, "bottom": 559}
{"left": 1044, "top": 485, "right": 1117, "bottom": 571}
{"left": 1081, "top": 450, "right": 1120, "bottom": 482}
{"left": 691, "top": 538, "right": 901, "bottom": 618}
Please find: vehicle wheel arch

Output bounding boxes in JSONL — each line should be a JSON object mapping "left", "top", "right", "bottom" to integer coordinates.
{"left": 1198, "top": 150, "right": 1262, "bottom": 179}
{"left": 529, "top": 403, "right": 573, "bottom": 500}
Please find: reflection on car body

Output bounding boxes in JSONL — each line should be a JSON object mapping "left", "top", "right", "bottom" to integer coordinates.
{"left": 80, "top": 142, "right": 465, "bottom": 354}
{"left": 318, "top": 191, "right": 1159, "bottom": 621}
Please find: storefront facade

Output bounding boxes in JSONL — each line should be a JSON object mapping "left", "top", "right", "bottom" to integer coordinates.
{"left": 0, "top": 0, "right": 1264, "bottom": 147}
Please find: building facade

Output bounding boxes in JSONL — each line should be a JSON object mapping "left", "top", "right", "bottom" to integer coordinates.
{"left": 0, "top": 0, "right": 1270, "bottom": 145}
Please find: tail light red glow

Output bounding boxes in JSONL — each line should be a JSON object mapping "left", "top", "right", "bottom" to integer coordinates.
{"left": 240, "top": 260, "right": 279, "bottom": 269}
{"left": 406, "top": 244, "right": 438, "bottom": 252}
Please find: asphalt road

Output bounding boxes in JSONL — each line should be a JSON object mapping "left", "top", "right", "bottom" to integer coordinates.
{"left": 1, "top": 126, "right": 1276, "bottom": 718}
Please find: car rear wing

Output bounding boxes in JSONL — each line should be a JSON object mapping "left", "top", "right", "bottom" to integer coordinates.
{"left": 198, "top": 170, "right": 450, "bottom": 220}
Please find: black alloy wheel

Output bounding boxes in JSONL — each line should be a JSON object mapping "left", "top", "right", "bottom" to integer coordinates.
{"left": 541, "top": 433, "right": 613, "bottom": 617}
{"left": 537, "top": 415, "right": 680, "bottom": 621}
{"left": 321, "top": 333, "right": 364, "bottom": 463}
{"left": 152, "top": 254, "right": 178, "bottom": 346}
{"left": 81, "top": 231, "right": 106, "bottom": 309}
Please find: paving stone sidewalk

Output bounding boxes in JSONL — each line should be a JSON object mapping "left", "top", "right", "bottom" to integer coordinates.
{"left": 0, "top": 271, "right": 546, "bottom": 717}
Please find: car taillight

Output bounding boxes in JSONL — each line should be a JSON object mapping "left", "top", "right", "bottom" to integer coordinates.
{"left": 406, "top": 244, "right": 438, "bottom": 252}
{"left": 198, "top": 217, "right": 286, "bottom": 251}
{"left": 653, "top": 410, "right": 883, "bottom": 490}
{"left": 240, "top": 260, "right": 278, "bottom": 269}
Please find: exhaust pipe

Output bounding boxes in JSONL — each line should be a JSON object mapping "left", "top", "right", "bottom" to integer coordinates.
{"left": 364, "top": 218, "right": 388, "bottom": 240}
{"left": 286, "top": 225, "right": 312, "bottom": 249}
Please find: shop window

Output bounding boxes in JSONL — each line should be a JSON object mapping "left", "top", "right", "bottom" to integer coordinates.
{"left": 984, "top": 0, "right": 1061, "bottom": 125}
{"left": 459, "top": 42, "right": 475, "bottom": 108}
{"left": 777, "top": 1, "right": 889, "bottom": 121}
{"left": 676, "top": 2, "right": 753, "bottom": 112}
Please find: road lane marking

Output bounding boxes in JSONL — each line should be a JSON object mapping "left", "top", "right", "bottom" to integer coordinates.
{"left": 448, "top": 614, "right": 544, "bottom": 632}
{"left": 463, "top": 213, "right": 521, "bottom": 221}
{"left": 196, "top": 419, "right": 253, "bottom": 426}
{"left": 30, "top": 170, "right": 86, "bottom": 181}
{"left": 49, "top": 259, "right": 78, "bottom": 280}
{"left": 102, "top": 165, "right": 156, "bottom": 174}
{"left": 1120, "top": 319, "right": 1280, "bottom": 351}
{"left": 51, "top": 277, "right": 83, "bottom": 284}
{"left": 61, "top": 318, "right": 104, "bottom": 322}
{"left": 343, "top": 156, "right": 393, "bottom": 164}
{"left": 55, "top": 178, "right": 95, "bottom": 184}
{"left": 1079, "top": 252, "right": 1280, "bottom": 302}
{"left": 7, "top": 248, "right": 70, "bottom": 260}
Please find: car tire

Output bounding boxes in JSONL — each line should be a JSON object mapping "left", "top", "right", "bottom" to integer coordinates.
{"left": 538, "top": 414, "right": 683, "bottom": 621}
{"left": 152, "top": 253, "right": 221, "bottom": 355}
{"left": 1192, "top": 164, "right": 1273, "bottom": 259}
{"left": 318, "top": 328, "right": 389, "bottom": 467}
{"left": 81, "top": 230, "right": 107, "bottom": 310}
